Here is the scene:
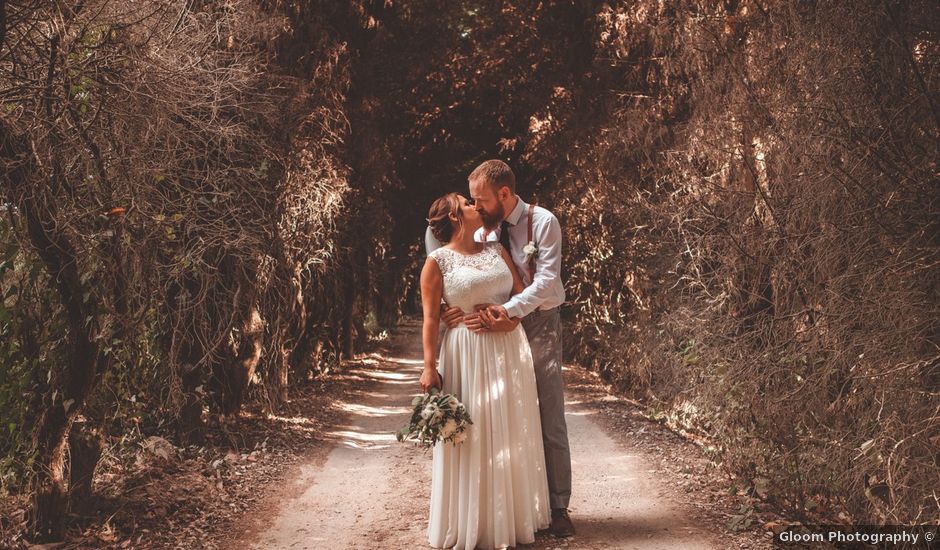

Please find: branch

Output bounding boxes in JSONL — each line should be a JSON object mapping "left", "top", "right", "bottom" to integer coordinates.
{"left": 0, "top": 0, "right": 6, "bottom": 51}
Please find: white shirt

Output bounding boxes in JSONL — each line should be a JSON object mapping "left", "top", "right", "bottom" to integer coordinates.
{"left": 474, "top": 197, "right": 565, "bottom": 318}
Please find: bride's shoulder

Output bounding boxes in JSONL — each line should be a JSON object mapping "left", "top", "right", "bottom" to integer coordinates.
{"left": 429, "top": 246, "right": 457, "bottom": 258}
{"left": 427, "top": 246, "right": 452, "bottom": 270}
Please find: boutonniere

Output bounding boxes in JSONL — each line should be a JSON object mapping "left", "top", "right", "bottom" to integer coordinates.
{"left": 522, "top": 241, "right": 539, "bottom": 262}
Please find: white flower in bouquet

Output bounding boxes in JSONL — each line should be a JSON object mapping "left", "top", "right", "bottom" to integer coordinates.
{"left": 397, "top": 388, "right": 473, "bottom": 449}
{"left": 421, "top": 403, "right": 440, "bottom": 421}
{"left": 439, "top": 418, "right": 458, "bottom": 439}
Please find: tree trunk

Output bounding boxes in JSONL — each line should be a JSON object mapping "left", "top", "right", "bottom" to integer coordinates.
{"left": 263, "top": 324, "right": 291, "bottom": 412}
{"left": 218, "top": 303, "right": 264, "bottom": 416}
{"left": 270, "top": 342, "right": 290, "bottom": 407}
{"left": 30, "top": 409, "right": 71, "bottom": 541}
{"left": 177, "top": 362, "right": 205, "bottom": 445}
{"left": 340, "top": 269, "right": 356, "bottom": 360}
{"left": 311, "top": 340, "right": 323, "bottom": 378}
{"left": 3, "top": 6, "right": 104, "bottom": 538}
{"left": 68, "top": 421, "right": 104, "bottom": 507}
{"left": 164, "top": 277, "right": 208, "bottom": 444}
{"left": 18, "top": 179, "right": 103, "bottom": 542}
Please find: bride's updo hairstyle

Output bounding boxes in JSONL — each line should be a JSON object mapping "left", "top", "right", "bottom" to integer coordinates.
{"left": 427, "top": 193, "right": 462, "bottom": 243}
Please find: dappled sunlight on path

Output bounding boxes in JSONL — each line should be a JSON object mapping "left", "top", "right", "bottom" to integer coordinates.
{"left": 248, "top": 326, "right": 431, "bottom": 549}
{"left": 560, "top": 407, "right": 715, "bottom": 549}
{"left": 245, "top": 321, "right": 731, "bottom": 549}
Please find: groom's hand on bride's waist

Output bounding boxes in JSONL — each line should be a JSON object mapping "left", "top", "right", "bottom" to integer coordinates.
{"left": 481, "top": 305, "right": 509, "bottom": 319}
{"left": 467, "top": 304, "right": 515, "bottom": 333}
{"left": 463, "top": 310, "right": 486, "bottom": 332}
{"left": 484, "top": 306, "right": 516, "bottom": 332}
{"left": 440, "top": 304, "right": 464, "bottom": 329}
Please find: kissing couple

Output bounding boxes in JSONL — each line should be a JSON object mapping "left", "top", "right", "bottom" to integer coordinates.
{"left": 420, "top": 160, "right": 573, "bottom": 549}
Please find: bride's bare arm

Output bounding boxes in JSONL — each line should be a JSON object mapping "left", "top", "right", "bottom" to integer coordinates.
{"left": 420, "top": 257, "right": 444, "bottom": 392}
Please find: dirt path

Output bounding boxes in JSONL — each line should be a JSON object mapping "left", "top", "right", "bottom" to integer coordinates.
{"left": 241, "top": 321, "right": 768, "bottom": 549}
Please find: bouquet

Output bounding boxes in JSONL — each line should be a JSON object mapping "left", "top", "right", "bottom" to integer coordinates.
{"left": 396, "top": 387, "right": 472, "bottom": 448}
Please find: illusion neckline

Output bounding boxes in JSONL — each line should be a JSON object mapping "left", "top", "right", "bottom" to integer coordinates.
{"left": 440, "top": 244, "right": 489, "bottom": 257}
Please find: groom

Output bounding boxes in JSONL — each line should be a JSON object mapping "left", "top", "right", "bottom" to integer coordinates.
{"left": 447, "top": 159, "right": 575, "bottom": 537}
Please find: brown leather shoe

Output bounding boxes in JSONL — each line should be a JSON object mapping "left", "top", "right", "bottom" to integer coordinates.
{"left": 550, "top": 508, "right": 575, "bottom": 537}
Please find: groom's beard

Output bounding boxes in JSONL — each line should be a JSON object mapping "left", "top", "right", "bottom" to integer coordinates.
{"left": 480, "top": 205, "right": 504, "bottom": 230}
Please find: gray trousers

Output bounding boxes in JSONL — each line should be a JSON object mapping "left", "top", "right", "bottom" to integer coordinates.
{"left": 521, "top": 307, "right": 571, "bottom": 510}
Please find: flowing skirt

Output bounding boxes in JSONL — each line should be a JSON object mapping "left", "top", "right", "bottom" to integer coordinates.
{"left": 428, "top": 325, "right": 550, "bottom": 550}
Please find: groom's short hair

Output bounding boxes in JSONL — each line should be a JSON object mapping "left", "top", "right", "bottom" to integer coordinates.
{"left": 469, "top": 159, "right": 516, "bottom": 193}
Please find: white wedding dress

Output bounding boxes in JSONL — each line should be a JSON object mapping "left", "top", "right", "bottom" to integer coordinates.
{"left": 427, "top": 243, "right": 550, "bottom": 550}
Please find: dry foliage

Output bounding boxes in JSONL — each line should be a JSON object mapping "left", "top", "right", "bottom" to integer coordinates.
{"left": 527, "top": 0, "right": 939, "bottom": 524}
{"left": 1, "top": 0, "right": 937, "bottom": 544}
{"left": 0, "top": 0, "right": 371, "bottom": 541}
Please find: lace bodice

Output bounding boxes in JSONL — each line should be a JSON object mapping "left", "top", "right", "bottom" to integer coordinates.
{"left": 429, "top": 243, "right": 512, "bottom": 314}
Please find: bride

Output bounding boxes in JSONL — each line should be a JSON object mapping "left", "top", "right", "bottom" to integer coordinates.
{"left": 420, "top": 192, "right": 550, "bottom": 550}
